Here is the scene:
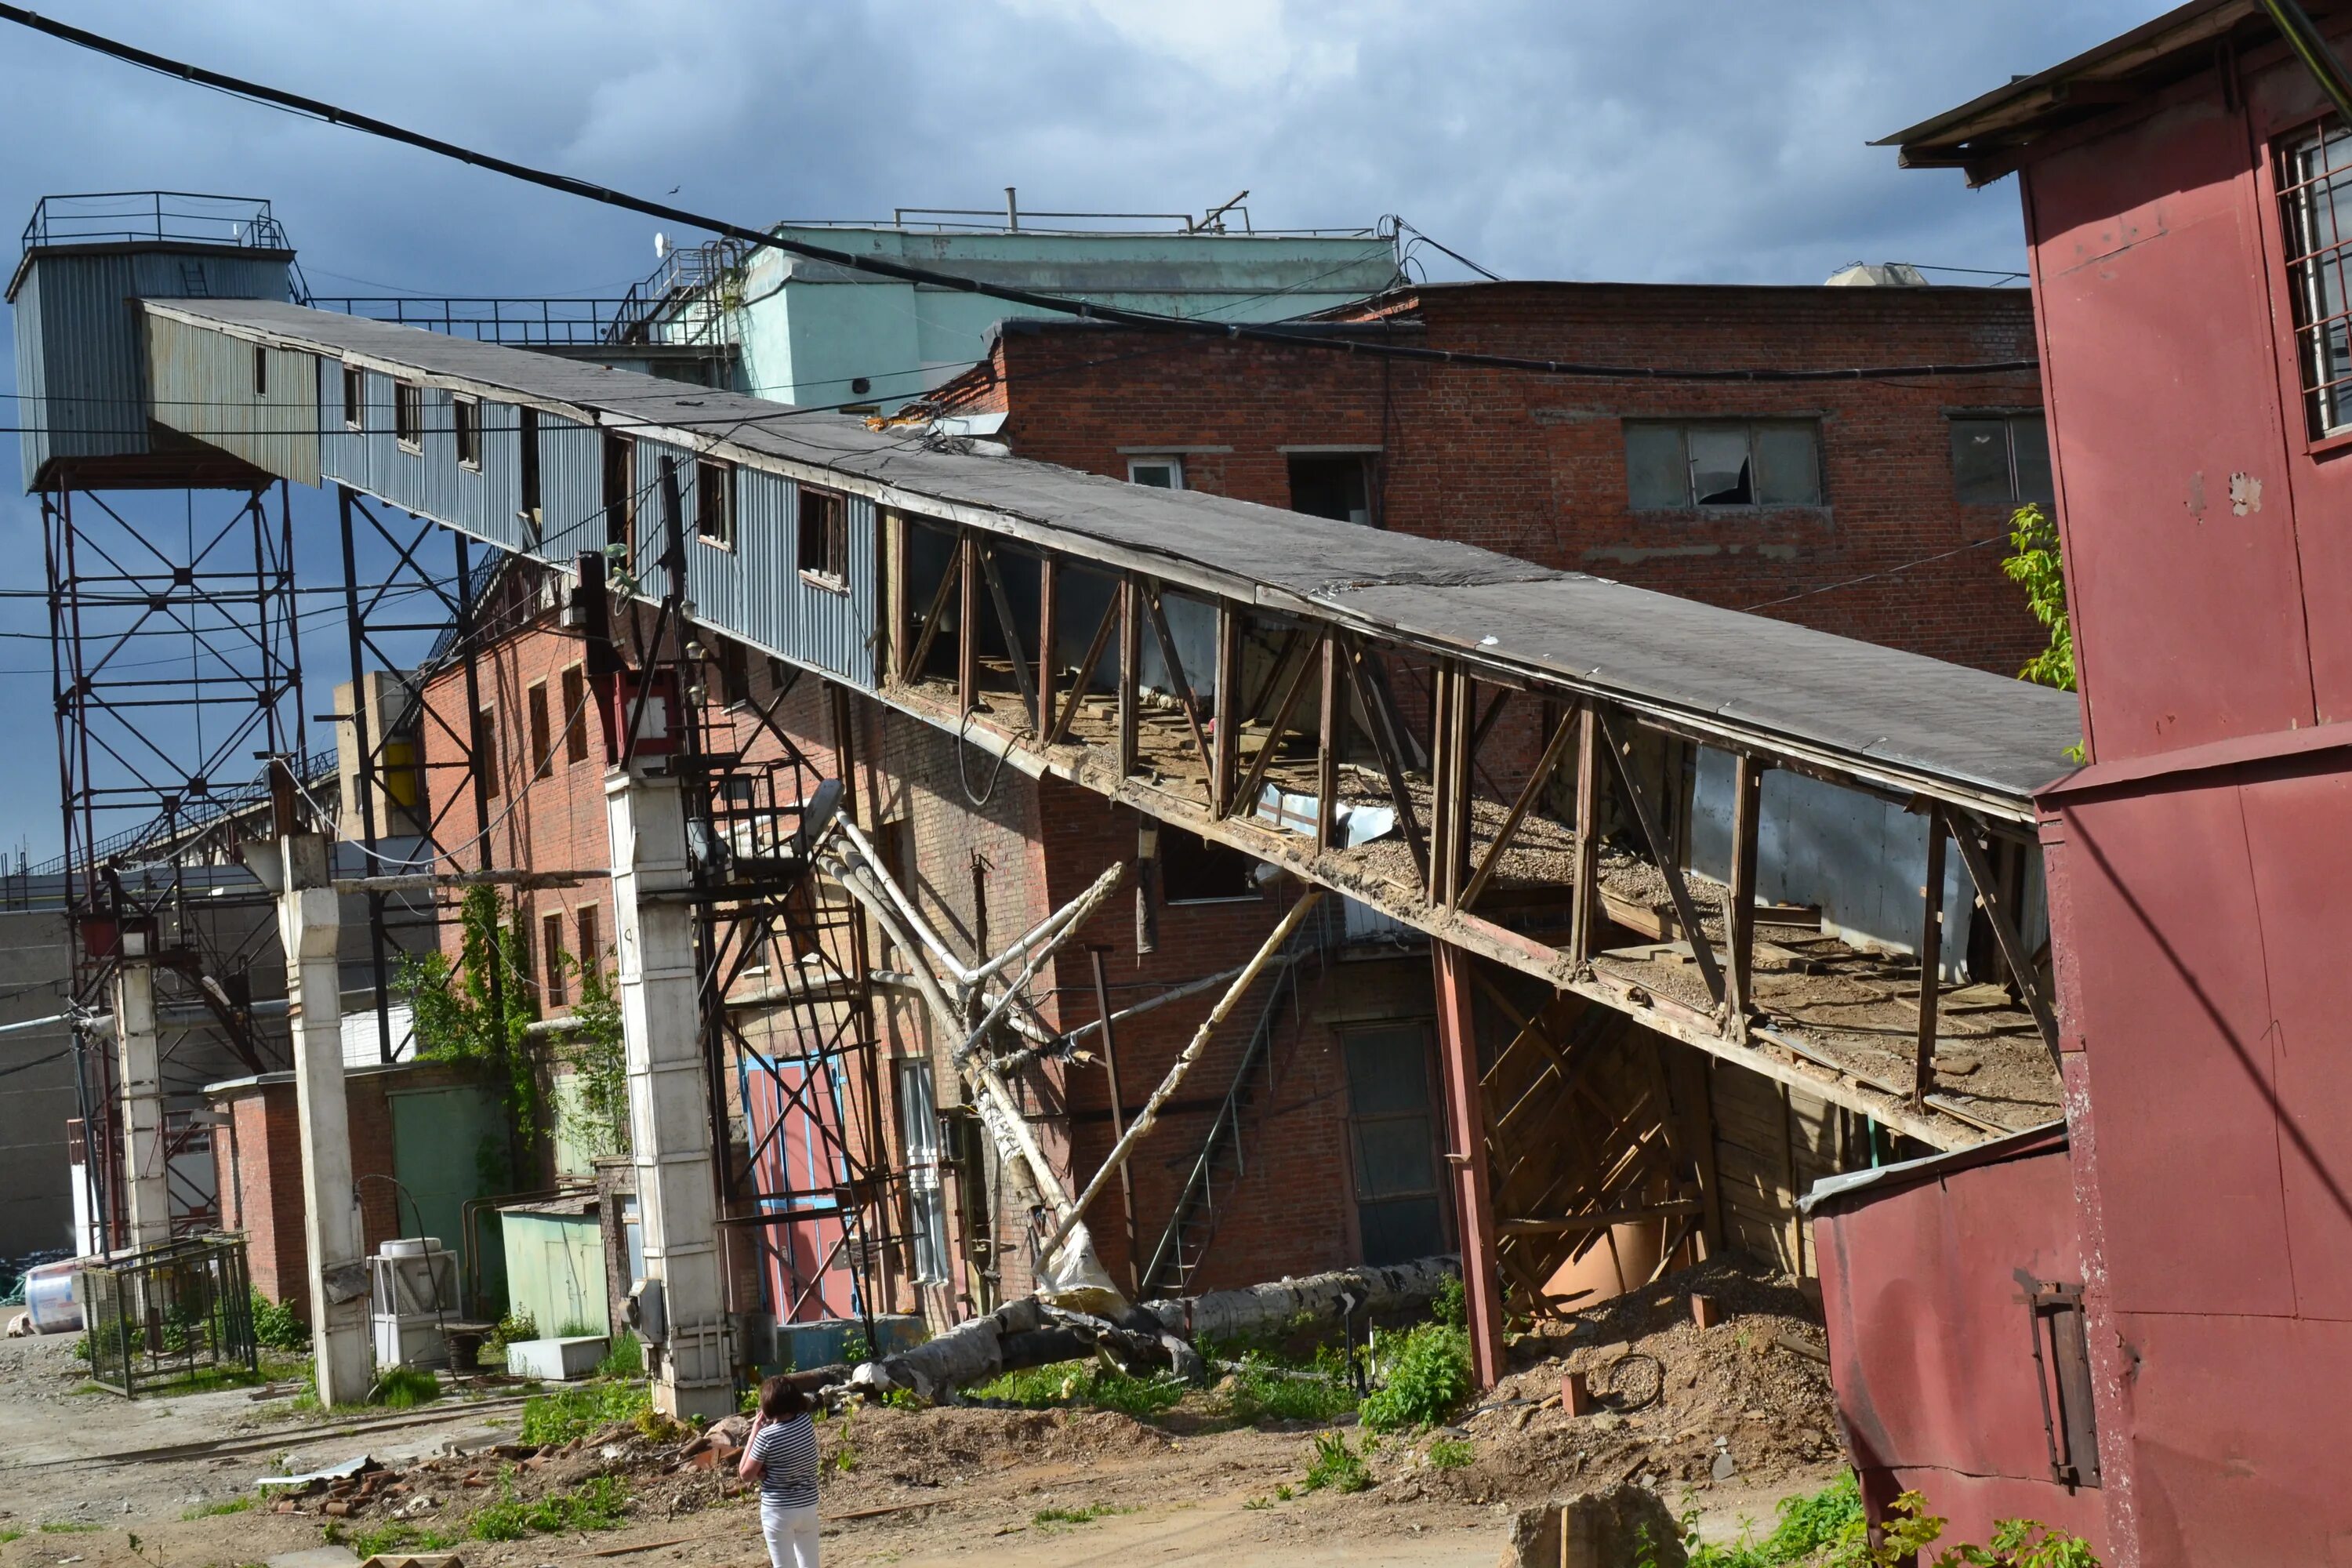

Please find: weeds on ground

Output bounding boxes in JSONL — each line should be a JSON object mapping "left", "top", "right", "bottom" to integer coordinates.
{"left": 180, "top": 1498, "right": 253, "bottom": 1520}
{"left": 469, "top": 1470, "right": 629, "bottom": 1541}
{"left": 1299, "top": 1431, "right": 1371, "bottom": 1494}
{"left": 323, "top": 1519, "right": 459, "bottom": 1558}
{"left": 1218, "top": 1345, "right": 1360, "bottom": 1425}
{"left": 967, "top": 1359, "right": 1185, "bottom": 1420}
{"left": 370, "top": 1365, "right": 441, "bottom": 1409}
{"left": 1425, "top": 1436, "right": 1474, "bottom": 1469}
{"left": 1032, "top": 1503, "right": 1135, "bottom": 1526}
{"left": 595, "top": 1330, "right": 642, "bottom": 1378}
{"left": 1682, "top": 1475, "right": 2101, "bottom": 1568}
{"left": 825, "top": 1410, "right": 860, "bottom": 1475}
{"left": 483, "top": 1308, "right": 539, "bottom": 1365}
{"left": 518, "top": 1379, "right": 651, "bottom": 1445}
{"left": 249, "top": 1289, "right": 310, "bottom": 1352}
{"left": 880, "top": 1386, "right": 925, "bottom": 1411}
{"left": 0, "top": 1530, "right": 20, "bottom": 1544}
{"left": 39, "top": 1522, "right": 102, "bottom": 1534}
{"left": 1359, "top": 1317, "right": 1471, "bottom": 1433}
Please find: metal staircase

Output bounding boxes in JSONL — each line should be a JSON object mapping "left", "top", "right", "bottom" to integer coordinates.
{"left": 1138, "top": 899, "right": 1342, "bottom": 1298}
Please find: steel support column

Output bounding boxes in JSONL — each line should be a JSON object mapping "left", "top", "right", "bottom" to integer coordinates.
{"left": 111, "top": 953, "right": 168, "bottom": 1249}
{"left": 1431, "top": 938, "right": 1504, "bottom": 1388}
{"left": 607, "top": 763, "right": 732, "bottom": 1419}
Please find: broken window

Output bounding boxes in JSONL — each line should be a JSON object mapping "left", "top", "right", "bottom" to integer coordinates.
{"left": 453, "top": 395, "right": 481, "bottom": 469}
{"left": 1287, "top": 453, "right": 1377, "bottom": 525}
{"left": 797, "top": 484, "right": 848, "bottom": 586}
{"left": 394, "top": 382, "right": 423, "bottom": 451}
{"left": 696, "top": 457, "right": 735, "bottom": 547}
{"left": 603, "top": 434, "right": 635, "bottom": 557}
{"left": 342, "top": 365, "right": 363, "bottom": 430}
{"left": 1950, "top": 413, "right": 2054, "bottom": 506}
{"left": 1624, "top": 420, "right": 1823, "bottom": 510}
{"left": 715, "top": 639, "right": 753, "bottom": 706}
{"left": 518, "top": 406, "right": 541, "bottom": 528}
{"left": 1341, "top": 1023, "right": 1446, "bottom": 1266}
{"left": 1160, "top": 826, "right": 1258, "bottom": 904}
{"left": 2279, "top": 120, "right": 2352, "bottom": 438}
{"left": 1127, "top": 456, "right": 1185, "bottom": 490}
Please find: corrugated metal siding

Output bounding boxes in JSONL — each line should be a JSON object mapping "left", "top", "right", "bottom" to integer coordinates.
{"left": 143, "top": 313, "right": 320, "bottom": 487}
{"left": 11, "top": 247, "right": 293, "bottom": 489}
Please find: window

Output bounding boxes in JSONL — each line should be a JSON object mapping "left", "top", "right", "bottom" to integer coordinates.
{"left": 575, "top": 905, "right": 602, "bottom": 971}
{"left": 518, "top": 407, "right": 541, "bottom": 528}
{"left": 1624, "top": 419, "right": 1823, "bottom": 509}
{"left": 716, "top": 640, "right": 752, "bottom": 706}
{"left": 797, "top": 484, "right": 848, "bottom": 586}
{"left": 1160, "top": 826, "right": 1258, "bottom": 904}
{"left": 561, "top": 663, "right": 590, "bottom": 764}
{"left": 542, "top": 912, "right": 569, "bottom": 1007}
{"left": 603, "top": 434, "right": 635, "bottom": 555}
{"left": 252, "top": 344, "right": 268, "bottom": 397}
{"left": 527, "top": 681, "right": 553, "bottom": 779}
{"left": 2281, "top": 122, "right": 2352, "bottom": 438}
{"left": 453, "top": 395, "right": 481, "bottom": 469}
{"left": 1127, "top": 456, "right": 1185, "bottom": 490}
{"left": 394, "top": 382, "right": 423, "bottom": 451}
{"left": 1341, "top": 1023, "right": 1447, "bottom": 1265}
{"left": 1949, "top": 413, "right": 2053, "bottom": 506}
{"left": 474, "top": 708, "right": 499, "bottom": 799}
{"left": 695, "top": 458, "right": 735, "bottom": 546}
{"left": 341, "top": 365, "right": 363, "bottom": 430}
{"left": 1287, "top": 454, "right": 1376, "bottom": 526}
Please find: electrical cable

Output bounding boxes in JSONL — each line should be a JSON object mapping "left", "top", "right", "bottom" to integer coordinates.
{"left": 1740, "top": 532, "right": 2009, "bottom": 612}
{"left": 0, "top": 6, "right": 2038, "bottom": 386}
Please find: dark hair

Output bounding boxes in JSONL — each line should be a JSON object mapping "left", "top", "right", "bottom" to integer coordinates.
{"left": 758, "top": 1374, "right": 809, "bottom": 1421}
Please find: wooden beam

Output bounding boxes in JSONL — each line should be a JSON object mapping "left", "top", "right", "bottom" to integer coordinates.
{"left": 902, "top": 525, "right": 962, "bottom": 688}
{"left": 1441, "top": 666, "right": 1475, "bottom": 906}
{"left": 1143, "top": 585, "right": 1214, "bottom": 798}
{"left": 1495, "top": 1197, "right": 1702, "bottom": 1236}
{"left": 1947, "top": 810, "right": 2061, "bottom": 1062}
{"left": 977, "top": 544, "right": 1039, "bottom": 728}
{"left": 1036, "top": 554, "right": 1057, "bottom": 737}
{"left": 1211, "top": 604, "right": 1240, "bottom": 815}
{"left": 1432, "top": 940, "right": 1505, "bottom": 1389}
{"left": 1227, "top": 628, "right": 1321, "bottom": 823}
{"left": 956, "top": 532, "right": 978, "bottom": 715}
{"left": 1316, "top": 633, "right": 1340, "bottom": 852}
{"left": 1469, "top": 685, "right": 1512, "bottom": 757}
{"left": 1598, "top": 710, "right": 1726, "bottom": 1008}
{"left": 1461, "top": 700, "right": 1580, "bottom": 913}
{"left": 1912, "top": 804, "right": 1947, "bottom": 1109}
{"left": 1569, "top": 701, "right": 1601, "bottom": 967}
{"left": 1342, "top": 634, "right": 1430, "bottom": 891}
{"left": 1044, "top": 586, "right": 1119, "bottom": 750}
{"left": 1116, "top": 575, "right": 1139, "bottom": 779}
{"left": 1726, "top": 753, "right": 1765, "bottom": 1038}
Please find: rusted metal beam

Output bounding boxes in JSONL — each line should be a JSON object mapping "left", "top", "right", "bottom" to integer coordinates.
{"left": 1946, "top": 810, "right": 2061, "bottom": 1062}
{"left": 1431, "top": 939, "right": 1505, "bottom": 1389}
{"left": 1726, "top": 753, "right": 1765, "bottom": 1039}
{"left": 1227, "top": 627, "right": 1321, "bottom": 822}
{"left": 1597, "top": 710, "right": 1726, "bottom": 1008}
{"left": 1461, "top": 700, "right": 1580, "bottom": 913}
{"left": 1341, "top": 633, "right": 1430, "bottom": 891}
{"left": 1912, "top": 804, "right": 1947, "bottom": 1109}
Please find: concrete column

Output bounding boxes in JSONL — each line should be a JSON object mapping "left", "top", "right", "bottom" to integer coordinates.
{"left": 111, "top": 953, "right": 170, "bottom": 1250}
{"left": 607, "top": 764, "right": 732, "bottom": 1419}
{"left": 279, "top": 831, "right": 370, "bottom": 1406}
{"left": 1431, "top": 938, "right": 1506, "bottom": 1389}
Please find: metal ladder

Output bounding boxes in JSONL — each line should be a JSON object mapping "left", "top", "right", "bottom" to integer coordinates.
{"left": 1138, "top": 901, "right": 1340, "bottom": 1298}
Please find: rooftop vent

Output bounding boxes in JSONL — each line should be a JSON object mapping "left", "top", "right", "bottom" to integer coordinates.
{"left": 1825, "top": 262, "right": 1930, "bottom": 287}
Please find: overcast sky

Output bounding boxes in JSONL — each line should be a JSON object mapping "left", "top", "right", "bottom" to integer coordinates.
{"left": 0, "top": 0, "right": 2151, "bottom": 858}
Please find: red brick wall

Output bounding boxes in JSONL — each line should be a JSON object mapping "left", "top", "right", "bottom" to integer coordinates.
{"left": 975, "top": 283, "right": 2048, "bottom": 675}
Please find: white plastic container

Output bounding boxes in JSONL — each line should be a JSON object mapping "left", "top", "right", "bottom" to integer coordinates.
{"left": 505, "top": 1335, "right": 608, "bottom": 1381}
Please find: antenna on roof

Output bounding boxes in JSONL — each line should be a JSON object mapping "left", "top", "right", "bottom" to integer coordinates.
{"left": 1201, "top": 190, "right": 1249, "bottom": 234}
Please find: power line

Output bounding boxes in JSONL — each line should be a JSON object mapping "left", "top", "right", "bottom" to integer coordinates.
{"left": 0, "top": 6, "right": 2040, "bottom": 387}
{"left": 1740, "top": 532, "right": 2009, "bottom": 612}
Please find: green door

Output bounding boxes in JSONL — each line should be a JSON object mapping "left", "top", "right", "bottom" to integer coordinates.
{"left": 388, "top": 1083, "right": 508, "bottom": 1313}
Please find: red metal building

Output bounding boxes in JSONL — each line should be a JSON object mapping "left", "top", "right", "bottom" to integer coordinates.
{"left": 1869, "top": 7, "right": 2352, "bottom": 1562}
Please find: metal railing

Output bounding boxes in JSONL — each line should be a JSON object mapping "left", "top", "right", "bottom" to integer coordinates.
{"left": 310, "top": 296, "right": 635, "bottom": 347}
{"left": 23, "top": 191, "right": 290, "bottom": 257}
{"left": 30, "top": 745, "right": 340, "bottom": 879}
{"left": 79, "top": 1235, "right": 260, "bottom": 1398}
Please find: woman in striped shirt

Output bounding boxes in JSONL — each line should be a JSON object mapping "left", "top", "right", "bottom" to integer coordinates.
{"left": 737, "top": 1375, "right": 820, "bottom": 1568}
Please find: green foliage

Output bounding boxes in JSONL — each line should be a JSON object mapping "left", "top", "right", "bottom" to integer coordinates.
{"left": 180, "top": 1498, "right": 252, "bottom": 1520}
{"left": 328, "top": 1521, "right": 458, "bottom": 1559}
{"left": 1683, "top": 1476, "right": 2100, "bottom": 1568}
{"left": 1033, "top": 1503, "right": 1135, "bottom": 1526}
{"left": 2003, "top": 503, "right": 2077, "bottom": 696}
{"left": 1299, "top": 1430, "right": 1372, "bottom": 1494}
{"left": 519, "top": 1380, "right": 652, "bottom": 1445}
{"left": 1431, "top": 1272, "right": 1467, "bottom": 1329}
{"left": 469, "top": 1472, "right": 628, "bottom": 1541}
{"left": 1219, "top": 1344, "right": 1361, "bottom": 1425}
{"left": 1424, "top": 1436, "right": 1474, "bottom": 1470}
{"left": 561, "top": 955, "right": 630, "bottom": 1160}
{"left": 370, "top": 1365, "right": 441, "bottom": 1409}
{"left": 881, "top": 1386, "right": 925, "bottom": 1411}
{"left": 249, "top": 1289, "right": 310, "bottom": 1352}
{"left": 399, "top": 885, "right": 545, "bottom": 1174}
{"left": 485, "top": 1308, "right": 539, "bottom": 1364}
{"left": 0, "top": 1529, "right": 21, "bottom": 1544}
{"left": 596, "top": 1331, "right": 643, "bottom": 1378}
{"left": 967, "top": 1359, "right": 1187, "bottom": 1420}
{"left": 70, "top": 1331, "right": 90, "bottom": 1362}
{"left": 1359, "top": 1319, "right": 1472, "bottom": 1434}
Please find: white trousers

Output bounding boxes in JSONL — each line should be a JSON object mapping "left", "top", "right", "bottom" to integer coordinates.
{"left": 760, "top": 1499, "right": 819, "bottom": 1568}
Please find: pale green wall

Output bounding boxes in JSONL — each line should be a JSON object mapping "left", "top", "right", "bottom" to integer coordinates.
{"left": 500, "top": 1208, "right": 609, "bottom": 1338}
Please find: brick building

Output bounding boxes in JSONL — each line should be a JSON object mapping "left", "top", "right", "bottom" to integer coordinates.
{"left": 924, "top": 281, "right": 2051, "bottom": 675}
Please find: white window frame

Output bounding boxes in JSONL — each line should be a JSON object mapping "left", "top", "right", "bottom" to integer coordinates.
{"left": 1127, "top": 456, "right": 1186, "bottom": 491}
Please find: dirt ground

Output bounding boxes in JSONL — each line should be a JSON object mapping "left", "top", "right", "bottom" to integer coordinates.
{"left": 0, "top": 1263, "right": 1843, "bottom": 1567}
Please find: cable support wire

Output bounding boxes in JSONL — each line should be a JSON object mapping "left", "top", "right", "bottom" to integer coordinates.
{"left": 0, "top": 6, "right": 2037, "bottom": 386}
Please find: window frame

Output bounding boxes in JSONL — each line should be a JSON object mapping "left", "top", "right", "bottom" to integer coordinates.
{"left": 252, "top": 344, "right": 269, "bottom": 398}
{"left": 542, "top": 911, "right": 569, "bottom": 1008}
{"left": 2274, "top": 117, "right": 2352, "bottom": 445}
{"left": 1160, "top": 825, "right": 1261, "bottom": 906}
{"left": 341, "top": 364, "right": 363, "bottom": 430}
{"left": 526, "top": 679, "right": 553, "bottom": 780}
{"left": 1947, "top": 410, "right": 2053, "bottom": 507}
{"left": 394, "top": 382, "right": 423, "bottom": 452}
{"left": 695, "top": 457, "right": 735, "bottom": 549}
{"left": 1126, "top": 455, "right": 1186, "bottom": 491}
{"left": 796, "top": 482, "right": 850, "bottom": 590}
{"left": 560, "top": 662, "right": 591, "bottom": 765}
{"left": 1622, "top": 418, "right": 1825, "bottom": 512}
{"left": 453, "top": 394, "right": 482, "bottom": 470}
{"left": 603, "top": 434, "right": 636, "bottom": 557}
{"left": 575, "top": 905, "right": 602, "bottom": 972}
{"left": 474, "top": 706, "right": 500, "bottom": 799}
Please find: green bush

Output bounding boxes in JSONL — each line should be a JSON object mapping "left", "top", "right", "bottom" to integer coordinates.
{"left": 469, "top": 1473, "right": 628, "bottom": 1541}
{"left": 519, "top": 1381, "right": 652, "bottom": 1445}
{"left": 595, "top": 1331, "right": 642, "bottom": 1378}
{"left": 1221, "top": 1348, "right": 1360, "bottom": 1425}
{"left": 1683, "top": 1475, "right": 2100, "bottom": 1568}
{"left": 1431, "top": 1272, "right": 1466, "bottom": 1328}
{"left": 1425, "top": 1436, "right": 1474, "bottom": 1470}
{"left": 1688, "top": 1472, "right": 1865, "bottom": 1568}
{"left": 249, "top": 1289, "right": 310, "bottom": 1352}
{"left": 370, "top": 1365, "right": 441, "bottom": 1409}
{"left": 967, "top": 1359, "right": 1185, "bottom": 1420}
{"left": 1299, "top": 1431, "right": 1371, "bottom": 1494}
{"left": 1359, "top": 1320, "right": 1472, "bottom": 1433}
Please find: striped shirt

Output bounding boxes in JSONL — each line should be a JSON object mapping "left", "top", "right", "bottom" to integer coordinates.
{"left": 748, "top": 1412, "right": 818, "bottom": 1508}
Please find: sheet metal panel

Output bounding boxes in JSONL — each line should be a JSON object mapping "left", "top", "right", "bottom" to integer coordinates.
{"left": 143, "top": 312, "right": 319, "bottom": 487}
{"left": 1809, "top": 1133, "right": 2104, "bottom": 1555}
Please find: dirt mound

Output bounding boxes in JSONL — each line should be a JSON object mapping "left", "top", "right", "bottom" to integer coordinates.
{"left": 840, "top": 1404, "right": 1171, "bottom": 1486}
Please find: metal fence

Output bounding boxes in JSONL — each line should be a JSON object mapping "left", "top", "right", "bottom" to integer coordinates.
{"left": 78, "top": 1235, "right": 259, "bottom": 1396}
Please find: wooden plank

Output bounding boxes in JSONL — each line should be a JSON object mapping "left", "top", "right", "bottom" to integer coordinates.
{"left": 1316, "top": 633, "right": 1339, "bottom": 851}
{"left": 1569, "top": 702, "right": 1600, "bottom": 966}
{"left": 1495, "top": 1197, "right": 1702, "bottom": 1236}
{"left": 1211, "top": 604, "right": 1240, "bottom": 814}
{"left": 1599, "top": 710, "right": 1726, "bottom": 1007}
{"left": 1144, "top": 585, "right": 1215, "bottom": 797}
{"left": 1461, "top": 699, "right": 1580, "bottom": 912}
{"left": 1726, "top": 753, "right": 1764, "bottom": 1035}
{"left": 1911, "top": 804, "right": 1946, "bottom": 1109}
{"left": 1343, "top": 634, "right": 1430, "bottom": 889}
{"left": 1947, "top": 809, "right": 2062, "bottom": 1061}
{"left": 1227, "top": 628, "right": 1322, "bottom": 822}
{"left": 1043, "top": 587, "right": 1118, "bottom": 750}
{"left": 978, "top": 544, "right": 1040, "bottom": 727}
{"left": 1116, "top": 576, "right": 1139, "bottom": 778}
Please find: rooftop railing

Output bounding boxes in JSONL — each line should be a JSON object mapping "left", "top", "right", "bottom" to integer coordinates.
{"left": 23, "top": 191, "right": 290, "bottom": 257}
